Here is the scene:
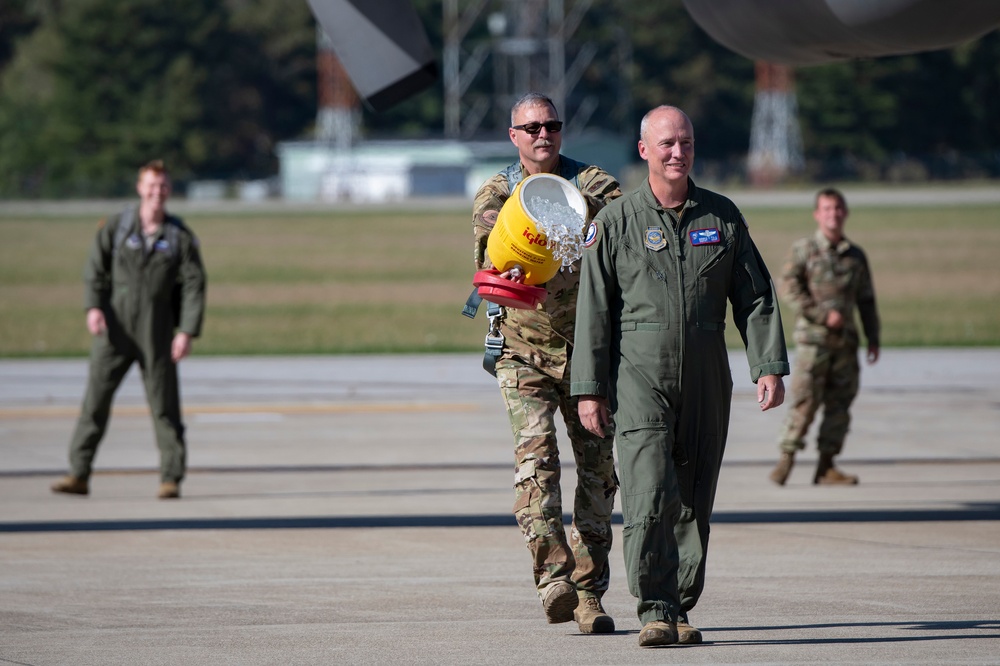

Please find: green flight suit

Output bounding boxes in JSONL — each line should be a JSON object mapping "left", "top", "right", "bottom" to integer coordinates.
{"left": 571, "top": 179, "right": 789, "bottom": 625}
{"left": 68, "top": 206, "right": 206, "bottom": 483}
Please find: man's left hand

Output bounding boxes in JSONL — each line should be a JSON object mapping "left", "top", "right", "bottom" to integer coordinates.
{"left": 867, "top": 344, "right": 880, "bottom": 364}
{"left": 171, "top": 332, "right": 192, "bottom": 363}
{"left": 757, "top": 374, "right": 785, "bottom": 411}
{"left": 578, "top": 395, "right": 611, "bottom": 437}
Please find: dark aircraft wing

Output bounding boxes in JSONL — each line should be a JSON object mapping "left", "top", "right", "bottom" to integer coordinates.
{"left": 682, "top": 0, "right": 1000, "bottom": 65}
{"left": 306, "top": 0, "right": 437, "bottom": 111}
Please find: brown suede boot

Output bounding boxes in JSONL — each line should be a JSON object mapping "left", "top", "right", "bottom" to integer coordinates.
{"left": 540, "top": 581, "right": 578, "bottom": 624}
{"left": 574, "top": 596, "right": 615, "bottom": 634}
{"left": 769, "top": 451, "right": 795, "bottom": 486}
{"left": 813, "top": 454, "right": 858, "bottom": 485}
{"left": 51, "top": 475, "right": 89, "bottom": 496}
{"left": 639, "top": 620, "right": 678, "bottom": 647}
{"left": 158, "top": 481, "right": 181, "bottom": 499}
{"left": 676, "top": 616, "right": 703, "bottom": 644}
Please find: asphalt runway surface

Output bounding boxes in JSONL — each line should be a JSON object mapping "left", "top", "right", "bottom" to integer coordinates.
{"left": 1, "top": 349, "right": 998, "bottom": 664}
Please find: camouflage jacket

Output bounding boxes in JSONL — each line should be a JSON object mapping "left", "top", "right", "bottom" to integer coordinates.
{"left": 782, "top": 229, "right": 880, "bottom": 348}
{"left": 472, "top": 156, "right": 622, "bottom": 378}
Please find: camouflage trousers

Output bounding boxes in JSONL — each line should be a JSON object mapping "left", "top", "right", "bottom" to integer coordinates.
{"left": 495, "top": 358, "right": 617, "bottom": 599}
{"left": 778, "top": 343, "right": 860, "bottom": 456}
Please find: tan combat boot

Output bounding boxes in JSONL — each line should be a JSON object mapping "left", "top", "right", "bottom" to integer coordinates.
{"left": 769, "top": 451, "right": 795, "bottom": 486}
{"left": 574, "top": 596, "right": 614, "bottom": 634}
{"left": 158, "top": 481, "right": 181, "bottom": 499}
{"left": 638, "top": 620, "right": 678, "bottom": 647}
{"left": 540, "top": 581, "right": 578, "bottom": 624}
{"left": 813, "top": 454, "right": 858, "bottom": 485}
{"left": 51, "top": 475, "right": 89, "bottom": 496}
{"left": 676, "top": 616, "right": 703, "bottom": 644}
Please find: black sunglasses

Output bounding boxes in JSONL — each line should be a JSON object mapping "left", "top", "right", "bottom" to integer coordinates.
{"left": 511, "top": 121, "right": 563, "bottom": 134}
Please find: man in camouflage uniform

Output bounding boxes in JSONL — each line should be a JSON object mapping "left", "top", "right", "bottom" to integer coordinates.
{"left": 470, "top": 92, "right": 622, "bottom": 633}
{"left": 770, "top": 188, "right": 880, "bottom": 486}
{"left": 51, "top": 160, "right": 206, "bottom": 500}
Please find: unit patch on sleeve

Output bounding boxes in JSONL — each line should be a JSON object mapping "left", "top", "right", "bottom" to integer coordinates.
{"left": 689, "top": 228, "right": 721, "bottom": 246}
{"left": 583, "top": 221, "right": 599, "bottom": 248}
{"left": 644, "top": 227, "right": 667, "bottom": 251}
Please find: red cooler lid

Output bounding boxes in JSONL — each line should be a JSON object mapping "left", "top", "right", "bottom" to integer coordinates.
{"left": 473, "top": 269, "right": 547, "bottom": 309}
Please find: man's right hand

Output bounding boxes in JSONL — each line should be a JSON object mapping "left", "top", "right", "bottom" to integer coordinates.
{"left": 86, "top": 308, "right": 107, "bottom": 336}
{"left": 825, "top": 309, "right": 845, "bottom": 329}
{"left": 499, "top": 265, "right": 525, "bottom": 283}
{"left": 578, "top": 395, "right": 611, "bottom": 437}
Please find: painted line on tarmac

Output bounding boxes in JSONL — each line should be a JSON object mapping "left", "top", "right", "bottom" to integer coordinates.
{"left": 3, "top": 503, "right": 1000, "bottom": 533}
{"left": 5, "top": 459, "right": 1000, "bottom": 479}
{"left": 2, "top": 462, "right": 512, "bottom": 478}
{"left": 0, "top": 402, "right": 480, "bottom": 419}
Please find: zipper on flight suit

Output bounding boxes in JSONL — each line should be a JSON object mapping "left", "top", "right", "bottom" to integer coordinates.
{"left": 668, "top": 206, "right": 687, "bottom": 392}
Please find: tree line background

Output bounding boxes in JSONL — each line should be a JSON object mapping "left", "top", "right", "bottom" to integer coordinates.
{"left": 1, "top": 0, "right": 998, "bottom": 197}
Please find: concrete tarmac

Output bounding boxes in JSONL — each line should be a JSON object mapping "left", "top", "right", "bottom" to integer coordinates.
{"left": 1, "top": 350, "right": 998, "bottom": 665}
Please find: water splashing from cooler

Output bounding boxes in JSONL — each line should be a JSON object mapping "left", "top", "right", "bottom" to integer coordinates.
{"left": 528, "top": 195, "right": 586, "bottom": 270}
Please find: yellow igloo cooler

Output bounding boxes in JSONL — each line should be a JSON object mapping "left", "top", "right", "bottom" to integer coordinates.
{"left": 485, "top": 173, "right": 587, "bottom": 285}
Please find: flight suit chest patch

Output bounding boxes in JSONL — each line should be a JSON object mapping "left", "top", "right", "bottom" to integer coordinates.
{"left": 644, "top": 227, "right": 667, "bottom": 251}
{"left": 125, "top": 234, "right": 143, "bottom": 251}
{"left": 689, "top": 228, "right": 721, "bottom": 246}
{"left": 153, "top": 239, "right": 172, "bottom": 254}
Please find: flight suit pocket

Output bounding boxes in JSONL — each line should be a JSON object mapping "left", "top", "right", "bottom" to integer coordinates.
{"left": 621, "top": 240, "right": 669, "bottom": 285}
{"left": 739, "top": 257, "right": 769, "bottom": 297}
{"left": 695, "top": 237, "right": 733, "bottom": 277}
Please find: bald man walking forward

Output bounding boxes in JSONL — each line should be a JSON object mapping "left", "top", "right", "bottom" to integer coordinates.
{"left": 572, "top": 106, "right": 789, "bottom": 647}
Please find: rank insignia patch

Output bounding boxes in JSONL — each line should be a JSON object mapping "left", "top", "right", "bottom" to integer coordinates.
{"left": 689, "top": 228, "right": 721, "bottom": 246}
{"left": 644, "top": 227, "right": 667, "bottom": 251}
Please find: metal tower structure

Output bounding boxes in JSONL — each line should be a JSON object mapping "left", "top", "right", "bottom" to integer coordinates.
{"left": 316, "top": 27, "right": 360, "bottom": 150}
{"left": 748, "top": 61, "right": 804, "bottom": 185}
{"left": 443, "top": 0, "right": 603, "bottom": 139}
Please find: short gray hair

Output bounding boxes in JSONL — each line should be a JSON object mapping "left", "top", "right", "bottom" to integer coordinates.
{"left": 510, "top": 92, "right": 558, "bottom": 126}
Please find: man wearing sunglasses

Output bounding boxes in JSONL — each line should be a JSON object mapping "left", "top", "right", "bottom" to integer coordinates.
{"left": 470, "top": 92, "right": 622, "bottom": 634}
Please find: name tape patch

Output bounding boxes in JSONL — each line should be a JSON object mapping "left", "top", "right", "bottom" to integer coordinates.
{"left": 689, "top": 228, "right": 721, "bottom": 246}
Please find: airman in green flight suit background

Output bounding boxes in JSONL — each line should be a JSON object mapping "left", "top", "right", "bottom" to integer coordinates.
{"left": 51, "top": 160, "right": 206, "bottom": 500}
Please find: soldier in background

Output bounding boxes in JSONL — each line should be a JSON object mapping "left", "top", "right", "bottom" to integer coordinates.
{"left": 51, "top": 160, "right": 206, "bottom": 500}
{"left": 468, "top": 92, "right": 622, "bottom": 633}
{"left": 770, "top": 187, "right": 880, "bottom": 486}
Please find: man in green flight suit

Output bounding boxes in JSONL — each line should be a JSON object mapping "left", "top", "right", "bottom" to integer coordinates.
{"left": 470, "top": 92, "right": 622, "bottom": 633}
{"left": 51, "top": 160, "right": 206, "bottom": 500}
{"left": 572, "top": 106, "right": 789, "bottom": 647}
{"left": 769, "top": 187, "right": 880, "bottom": 486}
